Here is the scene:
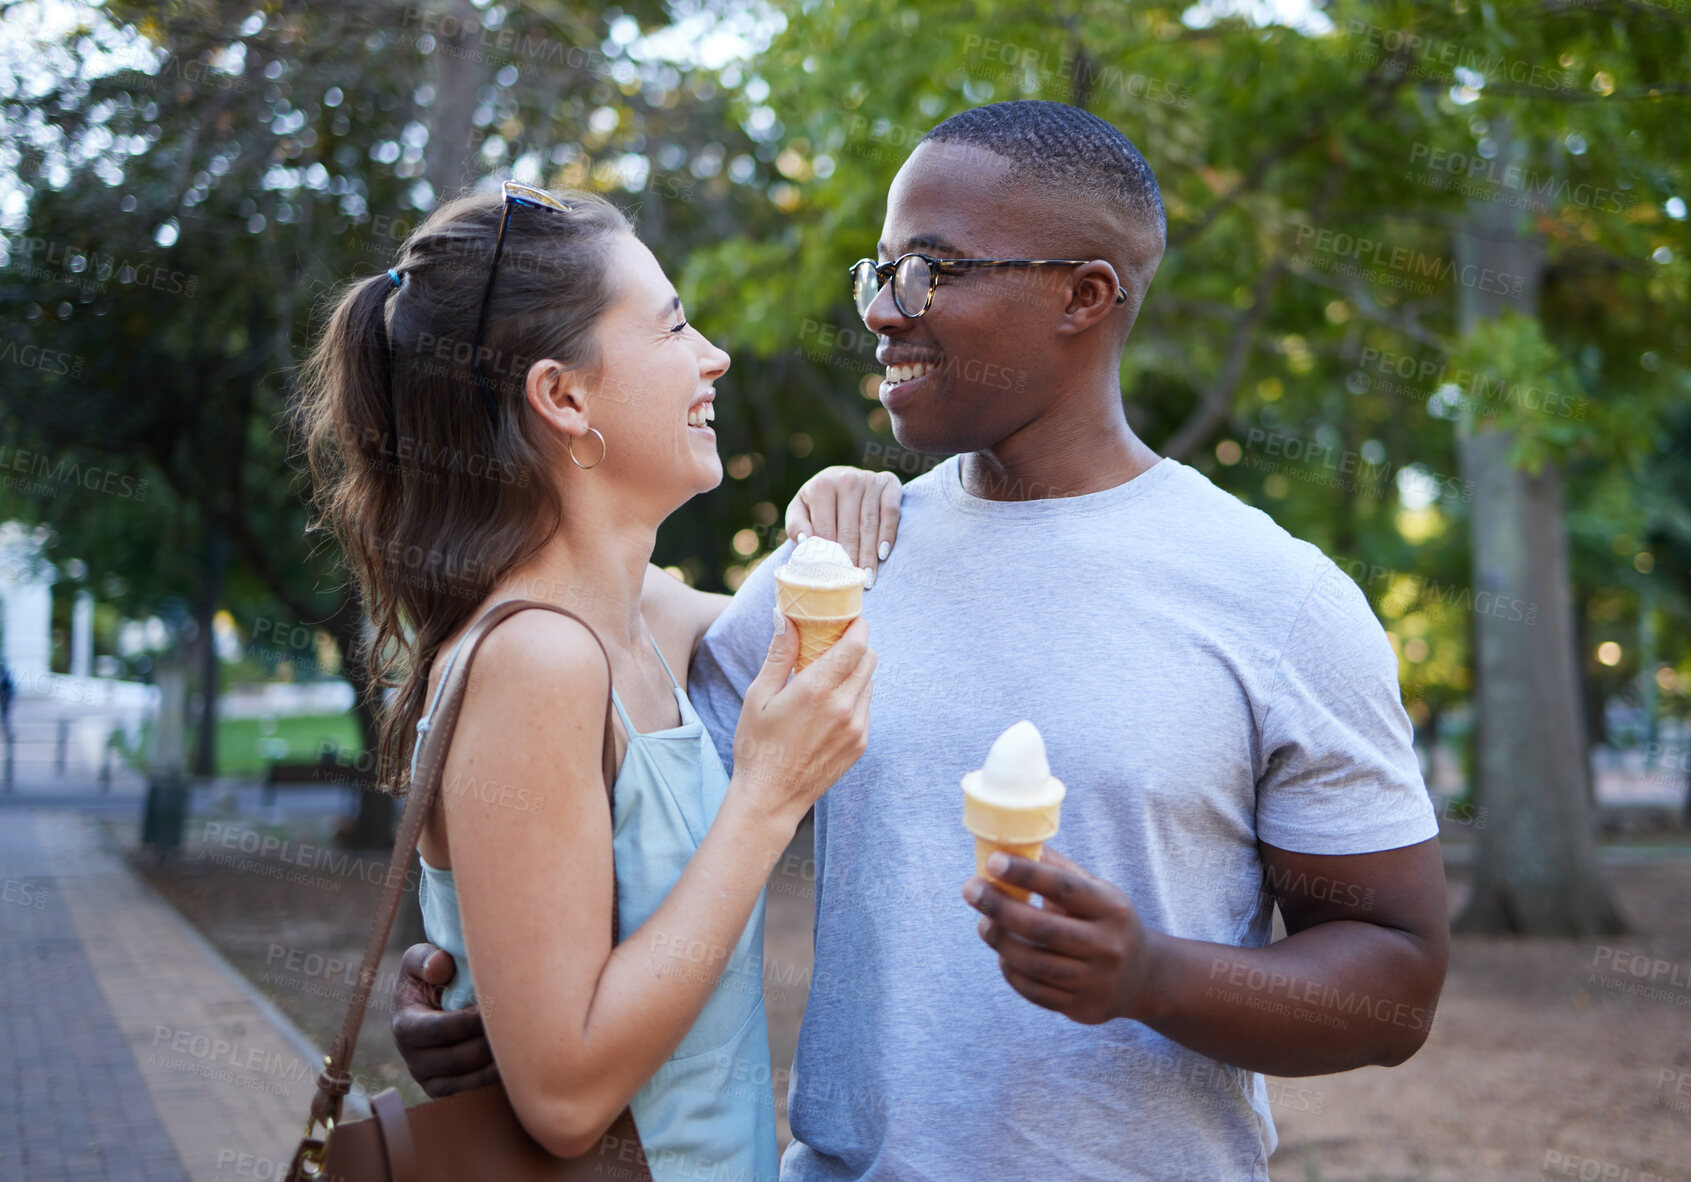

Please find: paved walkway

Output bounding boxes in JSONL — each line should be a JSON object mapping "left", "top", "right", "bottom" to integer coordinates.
{"left": 0, "top": 806, "right": 360, "bottom": 1182}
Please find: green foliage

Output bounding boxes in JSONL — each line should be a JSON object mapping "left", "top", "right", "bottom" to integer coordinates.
{"left": 1, "top": 0, "right": 1687, "bottom": 730}
{"left": 688, "top": 0, "right": 1690, "bottom": 706}
{"left": 0, "top": 0, "right": 766, "bottom": 631}
{"left": 1447, "top": 311, "right": 1573, "bottom": 472}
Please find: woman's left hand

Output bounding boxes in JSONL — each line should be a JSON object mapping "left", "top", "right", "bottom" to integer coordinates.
{"left": 785, "top": 467, "right": 903, "bottom": 587}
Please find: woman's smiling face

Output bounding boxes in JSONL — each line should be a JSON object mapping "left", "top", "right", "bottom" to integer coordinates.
{"left": 578, "top": 233, "right": 731, "bottom": 501}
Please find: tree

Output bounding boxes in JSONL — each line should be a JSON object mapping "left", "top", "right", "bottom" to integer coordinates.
{"left": 0, "top": 0, "right": 765, "bottom": 831}
{"left": 684, "top": 0, "right": 1691, "bottom": 934}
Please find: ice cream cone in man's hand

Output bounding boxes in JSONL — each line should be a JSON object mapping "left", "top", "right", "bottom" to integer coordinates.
{"left": 775, "top": 536, "right": 868, "bottom": 671}
{"left": 961, "top": 720, "right": 1066, "bottom": 902}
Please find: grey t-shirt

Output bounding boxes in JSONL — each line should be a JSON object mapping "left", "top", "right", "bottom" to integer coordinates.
{"left": 688, "top": 454, "right": 1438, "bottom": 1181}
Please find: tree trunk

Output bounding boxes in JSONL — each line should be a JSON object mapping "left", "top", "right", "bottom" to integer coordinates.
{"left": 322, "top": 597, "right": 381, "bottom": 764}
{"left": 192, "top": 520, "right": 229, "bottom": 778}
{"left": 1419, "top": 704, "right": 1441, "bottom": 785}
{"left": 423, "top": 0, "right": 487, "bottom": 205}
{"left": 320, "top": 587, "right": 425, "bottom": 944}
{"left": 1574, "top": 586, "right": 1607, "bottom": 807}
{"left": 1451, "top": 119, "right": 1625, "bottom": 936}
{"left": 1454, "top": 431, "right": 1624, "bottom": 933}
{"left": 324, "top": 600, "right": 400, "bottom": 851}
{"left": 342, "top": 789, "right": 399, "bottom": 850}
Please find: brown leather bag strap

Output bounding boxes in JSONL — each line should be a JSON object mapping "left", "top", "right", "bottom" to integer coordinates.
{"left": 370, "top": 1089, "right": 417, "bottom": 1180}
{"left": 307, "top": 599, "right": 618, "bottom": 1131}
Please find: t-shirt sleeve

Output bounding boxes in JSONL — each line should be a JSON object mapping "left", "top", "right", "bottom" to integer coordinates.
{"left": 687, "top": 540, "right": 789, "bottom": 777}
{"left": 1254, "top": 562, "right": 1439, "bottom": 855}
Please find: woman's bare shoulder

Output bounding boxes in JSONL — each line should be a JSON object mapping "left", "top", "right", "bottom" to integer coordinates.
{"left": 474, "top": 607, "right": 614, "bottom": 683}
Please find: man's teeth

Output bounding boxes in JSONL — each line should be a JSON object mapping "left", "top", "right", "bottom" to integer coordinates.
{"left": 687, "top": 402, "right": 715, "bottom": 428}
{"left": 883, "top": 361, "right": 937, "bottom": 385}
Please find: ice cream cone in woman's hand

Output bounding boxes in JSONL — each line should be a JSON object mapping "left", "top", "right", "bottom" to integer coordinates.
{"left": 774, "top": 537, "right": 868, "bottom": 670}
{"left": 962, "top": 721, "right": 1066, "bottom": 902}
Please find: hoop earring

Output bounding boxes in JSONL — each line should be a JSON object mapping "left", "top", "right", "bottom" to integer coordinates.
{"left": 567, "top": 427, "right": 607, "bottom": 470}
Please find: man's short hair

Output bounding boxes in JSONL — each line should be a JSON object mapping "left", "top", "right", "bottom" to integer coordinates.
{"left": 920, "top": 100, "right": 1165, "bottom": 238}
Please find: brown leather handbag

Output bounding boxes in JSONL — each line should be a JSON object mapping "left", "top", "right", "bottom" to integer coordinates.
{"left": 286, "top": 599, "right": 653, "bottom": 1182}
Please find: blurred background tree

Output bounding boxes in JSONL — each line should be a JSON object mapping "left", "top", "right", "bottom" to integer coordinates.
{"left": 0, "top": 0, "right": 1686, "bottom": 928}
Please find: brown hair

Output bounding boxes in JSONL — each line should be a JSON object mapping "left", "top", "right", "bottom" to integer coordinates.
{"left": 296, "top": 188, "right": 632, "bottom": 791}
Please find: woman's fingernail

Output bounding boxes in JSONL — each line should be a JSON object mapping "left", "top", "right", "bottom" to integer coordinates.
{"left": 864, "top": 568, "right": 876, "bottom": 589}
{"left": 772, "top": 608, "right": 786, "bottom": 635}
{"left": 797, "top": 531, "right": 808, "bottom": 542}
{"left": 962, "top": 880, "right": 983, "bottom": 904}
{"left": 878, "top": 541, "right": 891, "bottom": 560}
{"left": 986, "top": 851, "right": 1009, "bottom": 876}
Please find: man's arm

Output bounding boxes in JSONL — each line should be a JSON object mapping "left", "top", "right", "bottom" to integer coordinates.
{"left": 968, "top": 838, "right": 1447, "bottom": 1075}
{"left": 966, "top": 560, "right": 1448, "bottom": 1075}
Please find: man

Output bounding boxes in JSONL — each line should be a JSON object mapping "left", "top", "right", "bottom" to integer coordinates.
{"left": 392, "top": 100, "right": 1447, "bottom": 1180}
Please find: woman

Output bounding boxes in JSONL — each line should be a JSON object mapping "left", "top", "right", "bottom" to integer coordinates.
{"left": 298, "top": 183, "right": 901, "bottom": 1182}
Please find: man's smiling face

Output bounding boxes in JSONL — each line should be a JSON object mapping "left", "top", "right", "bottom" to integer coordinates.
{"left": 868, "top": 140, "right": 1079, "bottom": 457}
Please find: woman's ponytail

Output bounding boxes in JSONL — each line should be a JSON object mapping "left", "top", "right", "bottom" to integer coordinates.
{"left": 299, "top": 271, "right": 404, "bottom": 616}
{"left": 295, "top": 190, "right": 630, "bottom": 791}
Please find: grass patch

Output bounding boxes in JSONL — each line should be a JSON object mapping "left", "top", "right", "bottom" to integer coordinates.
{"left": 209, "top": 713, "right": 364, "bottom": 775}
{"left": 121, "top": 712, "right": 365, "bottom": 777}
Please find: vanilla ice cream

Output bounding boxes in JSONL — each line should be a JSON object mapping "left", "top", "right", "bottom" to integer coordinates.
{"left": 780, "top": 536, "right": 867, "bottom": 587}
{"left": 970, "top": 721, "right": 1065, "bottom": 807}
{"left": 775, "top": 537, "right": 868, "bottom": 670}
{"left": 961, "top": 720, "right": 1066, "bottom": 900}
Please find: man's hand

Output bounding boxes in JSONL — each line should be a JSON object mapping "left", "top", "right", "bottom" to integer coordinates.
{"left": 964, "top": 838, "right": 1449, "bottom": 1076}
{"left": 962, "top": 847, "right": 1160, "bottom": 1025}
{"left": 390, "top": 942, "right": 500, "bottom": 1097}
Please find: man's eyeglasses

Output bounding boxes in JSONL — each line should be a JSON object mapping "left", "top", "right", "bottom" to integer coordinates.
{"left": 468, "top": 180, "right": 571, "bottom": 418}
{"left": 848, "top": 252, "right": 1128, "bottom": 323}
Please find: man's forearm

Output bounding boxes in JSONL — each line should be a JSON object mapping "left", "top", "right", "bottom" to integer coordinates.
{"left": 1136, "top": 920, "right": 1440, "bottom": 1076}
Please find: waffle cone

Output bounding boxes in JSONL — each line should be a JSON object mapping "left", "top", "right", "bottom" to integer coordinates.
{"left": 972, "top": 837, "right": 1046, "bottom": 902}
{"left": 775, "top": 574, "right": 863, "bottom": 671}
{"left": 962, "top": 771, "right": 1064, "bottom": 903}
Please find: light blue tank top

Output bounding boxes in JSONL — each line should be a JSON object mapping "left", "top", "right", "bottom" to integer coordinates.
{"left": 414, "top": 623, "right": 778, "bottom": 1182}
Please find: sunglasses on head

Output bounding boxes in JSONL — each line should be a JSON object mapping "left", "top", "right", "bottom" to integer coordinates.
{"left": 467, "top": 181, "right": 573, "bottom": 418}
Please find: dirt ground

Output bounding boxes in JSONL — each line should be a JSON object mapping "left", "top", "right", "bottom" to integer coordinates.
{"left": 1262, "top": 857, "right": 1691, "bottom": 1182}
{"left": 138, "top": 815, "right": 1691, "bottom": 1180}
